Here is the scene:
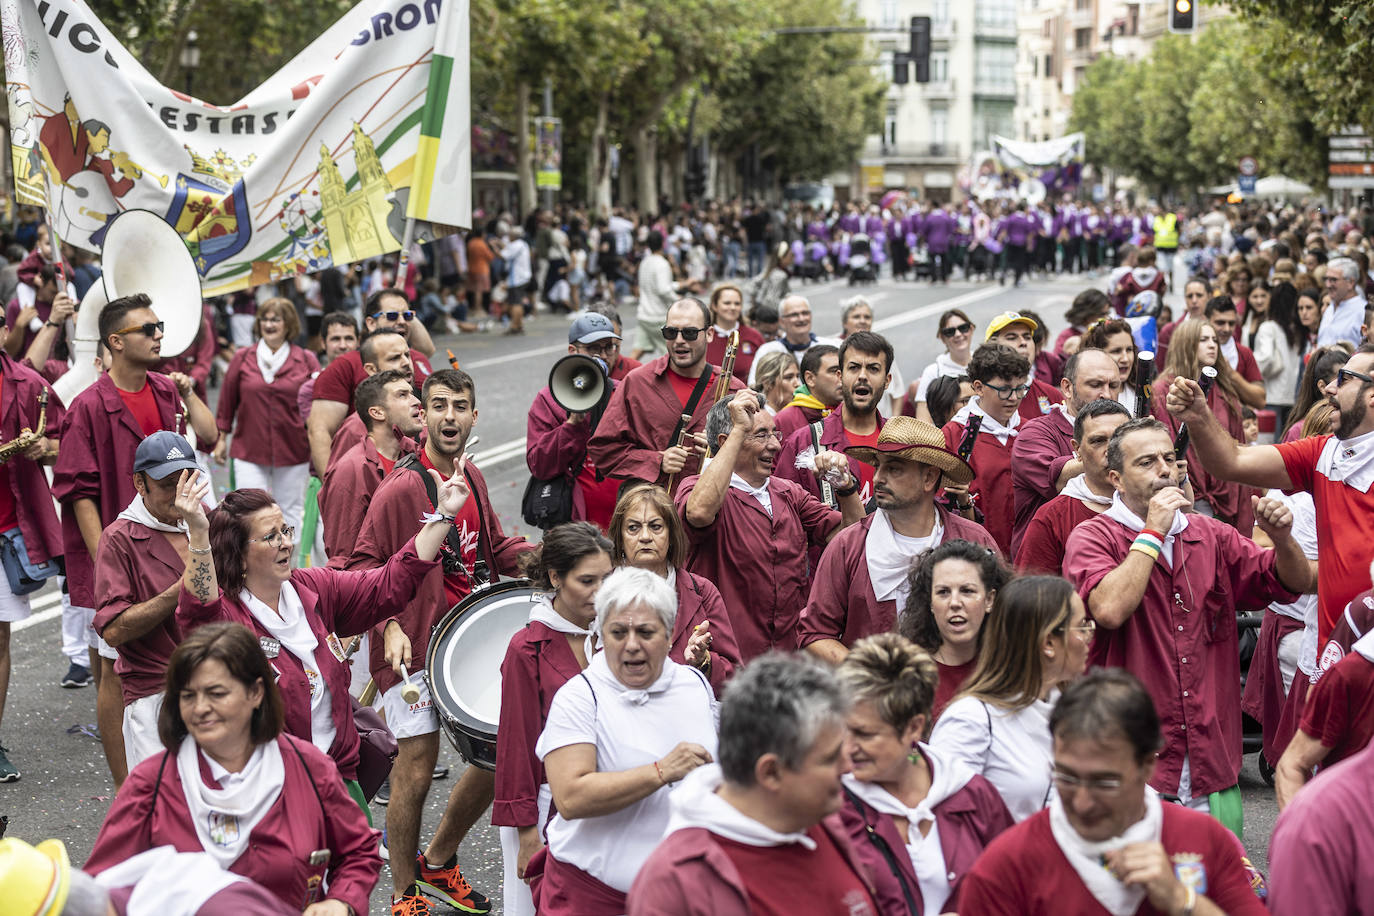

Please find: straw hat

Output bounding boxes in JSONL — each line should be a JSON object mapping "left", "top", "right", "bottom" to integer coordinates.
{"left": 0, "top": 838, "right": 71, "bottom": 916}
{"left": 845, "top": 415, "right": 975, "bottom": 485}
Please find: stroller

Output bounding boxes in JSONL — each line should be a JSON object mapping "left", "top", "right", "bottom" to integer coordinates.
{"left": 847, "top": 233, "right": 877, "bottom": 285}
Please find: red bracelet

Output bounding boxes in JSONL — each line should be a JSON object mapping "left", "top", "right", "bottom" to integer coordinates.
{"left": 653, "top": 761, "right": 666, "bottom": 785}
{"left": 1141, "top": 528, "right": 1166, "bottom": 541}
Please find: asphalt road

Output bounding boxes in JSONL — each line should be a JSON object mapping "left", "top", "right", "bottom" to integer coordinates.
{"left": 1, "top": 266, "right": 1282, "bottom": 914}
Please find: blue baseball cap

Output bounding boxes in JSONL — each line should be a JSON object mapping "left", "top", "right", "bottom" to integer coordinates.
{"left": 568, "top": 313, "right": 619, "bottom": 345}
{"left": 133, "top": 431, "right": 200, "bottom": 480}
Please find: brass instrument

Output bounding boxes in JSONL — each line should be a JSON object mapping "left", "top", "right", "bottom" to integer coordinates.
{"left": 110, "top": 150, "right": 170, "bottom": 188}
{"left": 666, "top": 330, "right": 739, "bottom": 493}
{"left": 0, "top": 390, "right": 48, "bottom": 463}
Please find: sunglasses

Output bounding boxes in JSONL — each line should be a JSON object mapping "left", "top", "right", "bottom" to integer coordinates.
{"left": 1337, "top": 367, "right": 1374, "bottom": 387}
{"left": 940, "top": 322, "right": 974, "bottom": 339}
{"left": 112, "top": 321, "right": 165, "bottom": 338}
{"left": 371, "top": 310, "right": 416, "bottom": 322}
{"left": 661, "top": 326, "right": 706, "bottom": 341}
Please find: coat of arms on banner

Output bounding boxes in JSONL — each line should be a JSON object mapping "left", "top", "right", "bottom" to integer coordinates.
{"left": 168, "top": 146, "right": 254, "bottom": 277}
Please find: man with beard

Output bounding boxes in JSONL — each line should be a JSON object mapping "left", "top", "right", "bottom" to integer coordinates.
{"left": 772, "top": 344, "right": 840, "bottom": 442}
{"left": 52, "top": 293, "right": 216, "bottom": 788}
{"left": 679, "top": 389, "right": 864, "bottom": 662}
{"left": 350, "top": 369, "right": 533, "bottom": 916}
{"left": 776, "top": 333, "right": 890, "bottom": 508}
{"left": 588, "top": 298, "right": 745, "bottom": 494}
{"left": 1010, "top": 349, "right": 1123, "bottom": 556}
{"left": 1062, "top": 418, "right": 1311, "bottom": 833}
{"left": 319, "top": 370, "right": 421, "bottom": 564}
{"left": 746, "top": 295, "right": 842, "bottom": 387}
{"left": 1166, "top": 343, "right": 1374, "bottom": 646}
{"left": 320, "top": 329, "right": 415, "bottom": 473}
{"left": 799, "top": 417, "right": 997, "bottom": 664}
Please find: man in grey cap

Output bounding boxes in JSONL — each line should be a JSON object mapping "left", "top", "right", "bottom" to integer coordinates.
{"left": 524, "top": 313, "right": 625, "bottom": 529}
{"left": 92, "top": 430, "right": 205, "bottom": 770}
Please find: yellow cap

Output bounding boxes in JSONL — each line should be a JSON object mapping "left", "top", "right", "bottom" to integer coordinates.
{"left": 984, "top": 311, "right": 1037, "bottom": 340}
{"left": 0, "top": 838, "right": 71, "bottom": 916}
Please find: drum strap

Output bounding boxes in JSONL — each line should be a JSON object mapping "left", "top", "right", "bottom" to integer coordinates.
{"left": 395, "top": 453, "right": 496, "bottom": 584}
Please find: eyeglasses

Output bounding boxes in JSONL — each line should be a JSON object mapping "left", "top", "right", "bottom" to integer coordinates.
{"left": 248, "top": 526, "right": 296, "bottom": 548}
{"left": 981, "top": 381, "right": 1030, "bottom": 400}
{"left": 940, "top": 322, "right": 974, "bottom": 339}
{"left": 1337, "top": 368, "right": 1374, "bottom": 387}
{"left": 371, "top": 310, "right": 416, "bottom": 322}
{"left": 1051, "top": 769, "right": 1125, "bottom": 796}
{"left": 579, "top": 340, "right": 619, "bottom": 358}
{"left": 661, "top": 326, "right": 706, "bottom": 341}
{"left": 112, "top": 321, "right": 165, "bottom": 338}
{"left": 746, "top": 430, "right": 781, "bottom": 444}
{"left": 1059, "top": 619, "right": 1097, "bottom": 637}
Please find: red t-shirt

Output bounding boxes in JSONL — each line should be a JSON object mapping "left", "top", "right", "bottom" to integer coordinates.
{"left": 933, "top": 659, "right": 976, "bottom": 721}
{"left": 716, "top": 824, "right": 878, "bottom": 916}
{"left": 576, "top": 461, "right": 620, "bottom": 531}
{"left": 117, "top": 381, "right": 164, "bottom": 437}
{"left": 845, "top": 425, "right": 881, "bottom": 503}
{"left": 419, "top": 449, "right": 481, "bottom": 610}
{"left": 377, "top": 452, "right": 397, "bottom": 477}
{"left": 666, "top": 366, "right": 708, "bottom": 410}
{"left": 312, "top": 349, "right": 433, "bottom": 410}
{"left": 0, "top": 372, "right": 15, "bottom": 533}
{"left": 1016, "top": 494, "right": 1100, "bottom": 575}
{"left": 1299, "top": 651, "right": 1374, "bottom": 766}
{"left": 1277, "top": 435, "right": 1374, "bottom": 644}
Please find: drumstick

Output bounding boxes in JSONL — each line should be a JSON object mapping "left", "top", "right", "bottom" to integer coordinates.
{"left": 400, "top": 663, "right": 421, "bottom": 704}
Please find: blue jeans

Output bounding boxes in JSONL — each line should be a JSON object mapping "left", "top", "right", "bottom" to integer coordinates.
{"left": 747, "top": 241, "right": 767, "bottom": 277}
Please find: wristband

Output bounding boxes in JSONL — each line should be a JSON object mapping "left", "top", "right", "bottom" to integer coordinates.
{"left": 653, "top": 760, "right": 667, "bottom": 785}
{"left": 420, "top": 511, "right": 455, "bottom": 525}
{"left": 1129, "top": 542, "right": 1161, "bottom": 562}
{"left": 1179, "top": 884, "right": 1197, "bottom": 916}
{"left": 834, "top": 476, "right": 860, "bottom": 498}
{"left": 1141, "top": 528, "right": 1167, "bottom": 542}
{"left": 45, "top": 321, "right": 62, "bottom": 329}
{"left": 1134, "top": 532, "right": 1164, "bottom": 553}
{"left": 188, "top": 544, "right": 211, "bottom": 555}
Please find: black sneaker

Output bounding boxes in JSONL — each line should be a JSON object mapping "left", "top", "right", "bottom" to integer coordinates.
{"left": 0, "top": 745, "right": 18, "bottom": 782}
{"left": 60, "top": 663, "right": 91, "bottom": 688}
{"left": 432, "top": 765, "right": 449, "bottom": 780}
{"left": 374, "top": 778, "right": 390, "bottom": 805}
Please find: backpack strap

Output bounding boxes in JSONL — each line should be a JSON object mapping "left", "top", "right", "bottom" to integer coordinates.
{"left": 810, "top": 419, "right": 836, "bottom": 508}
{"left": 840, "top": 784, "right": 920, "bottom": 913}
{"left": 395, "top": 452, "right": 494, "bottom": 585}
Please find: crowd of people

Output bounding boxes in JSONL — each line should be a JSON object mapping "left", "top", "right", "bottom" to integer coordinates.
{"left": 3, "top": 196, "right": 1374, "bottom": 915}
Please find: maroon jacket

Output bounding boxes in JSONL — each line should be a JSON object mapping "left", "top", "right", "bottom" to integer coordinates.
{"left": 838, "top": 762, "right": 1014, "bottom": 915}
{"left": 1017, "top": 377, "right": 1063, "bottom": 421}
{"left": 1010, "top": 408, "right": 1074, "bottom": 557}
{"left": 94, "top": 518, "right": 185, "bottom": 704}
{"left": 217, "top": 344, "right": 318, "bottom": 467}
{"left": 0, "top": 350, "right": 63, "bottom": 565}
{"left": 86, "top": 735, "right": 380, "bottom": 916}
{"left": 942, "top": 415, "right": 1015, "bottom": 557}
{"left": 773, "top": 402, "right": 827, "bottom": 444}
{"left": 587, "top": 356, "right": 745, "bottom": 491}
{"left": 52, "top": 371, "right": 183, "bottom": 608}
{"left": 627, "top": 816, "right": 877, "bottom": 916}
{"left": 525, "top": 382, "right": 621, "bottom": 524}
{"left": 670, "top": 569, "right": 743, "bottom": 693}
{"left": 318, "top": 434, "right": 416, "bottom": 566}
{"left": 325, "top": 413, "right": 368, "bottom": 473}
{"left": 177, "top": 537, "right": 434, "bottom": 780}
{"left": 800, "top": 510, "right": 999, "bottom": 650}
{"left": 775, "top": 408, "right": 886, "bottom": 506}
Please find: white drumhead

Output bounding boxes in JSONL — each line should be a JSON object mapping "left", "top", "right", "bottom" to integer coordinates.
{"left": 431, "top": 586, "right": 540, "bottom": 728}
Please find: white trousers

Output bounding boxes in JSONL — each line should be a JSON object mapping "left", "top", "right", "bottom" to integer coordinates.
{"left": 498, "top": 785, "right": 552, "bottom": 916}
{"left": 232, "top": 460, "right": 311, "bottom": 535}
{"left": 59, "top": 584, "right": 87, "bottom": 664}
{"left": 122, "top": 693, "right": 165, "bottom": 770}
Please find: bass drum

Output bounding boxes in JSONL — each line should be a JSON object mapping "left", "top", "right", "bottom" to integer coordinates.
{"left": 426, "top": 580, "right": 541, "bottom": 770}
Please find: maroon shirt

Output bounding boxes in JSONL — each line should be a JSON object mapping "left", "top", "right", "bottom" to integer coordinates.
{"left": 609, "top": 354, "right": 641, "bottom": 382}
{"left": 86, "top": 735, "right": 380, "bottom": 916}
{"left": 1064, "top": 513, "right": 1298, "bottom": 797}
{"left": 1152, "top": 373, "right": 1254, "bottom": 531}
{"left": 155, "top": 312, "right": 217, "bottom": 400}
{"left": 325, "top": 412, "right": 368, "bottom": 473}
{"left": 800, "top": 510, "right": 998, "bottom": 651}
{"left": 493, "top": 619, "right": 581, "bottom": 828}
{"left": 1315, "top": 587, "right": 1374, "bottom": 683}
{"left": 1298, "top": 650, "right": 1374, "bottom": 767}
{"left": 526, "top": 384, "right": 622, "bottom": 528}
{"left": 772, "top": 402, "right": 827, "bottom": 443}
{"left": 960, "top": 804, "right": 1268, "bottom": 916}
{"left": 1010, "top": 408, "right": 1074, "bottom": 557}
{"left": 705, "top": 325, "right": 765, "bottom": 382}
{"left": 676, "top": 474, "right": 839, "bottom": 662}
{"left": 670, "top": 569, "right": 743, "bottom": 693}
{"left": 1017, "top": 377, "right": 1063, "bottom": 421}
{"left": 942, "top": 416, "right": 1015, "bottom": 556}
{"left": 838, "top": 753, "right": 1014, "bottom": 916}
{"left": 93, "top": 518, "right": 185, "bottom": 704}
{"left": 587, "top": 355, "right": 745, "bottom": 491}
{"left": 311, "top": 347, "right": 431, "bottom": 411}
{"left": 1016, "top": 493, "right": 1100, "bottom": 575}
{"left": 217, "top": 344, "right": 318, "bottom": 467}
{"left": 52, "top": 371, "right": 183, "bottom": 608}
{"left": 0, "top": 351, "right": 63, "bottom": 565}
{"left": 177, "top": 538, "right": 435, "bottom": 780}
{"left": 318, "top": 435, "right": 415, "bottom": 567}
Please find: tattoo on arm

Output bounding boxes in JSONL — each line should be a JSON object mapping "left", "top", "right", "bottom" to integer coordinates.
{"left": 188, "top": 556, "right": 215, "bottom": 601}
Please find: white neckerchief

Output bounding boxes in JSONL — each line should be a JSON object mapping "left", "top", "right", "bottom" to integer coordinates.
{"left": 665, "top": 764, "right": 817, "bottom": 850}
{"left": 255, "top": 339, "right": 290, "bottom": 384}
{"left": 729, "top": 473, "right": 773, "bottom": 517}
{"left": 951, "top": 397, "right": 1019, "bottom": 445}
{"left": 867, "top": 509, "right": 942, "bottom": 606}
{"left": 1048, "top": 787, "right": 1163, "bottom": 916}
{"left": 529, "top": 593, "right": 598, "bottom": 659}
{"left": 1061, "top": 474, "right": 1114, "bottom": 507}
{"left": 117, "top": 493, "right": 188, "bottom": 535}
{"left": 175, "top": 737, "right": 284, "bottom": 869}
{"left": 1316, "top": 429, "right": 1374, "bottom": 494}
{"left": 584, "top": 647, "right": 675, "bottom": 707}
{"left": 1219, "top": 336, "right": 1240, "bottom": 370}
{"left": 1102, "top": 493, "right": 1188, "bottom": 566}
{"left": 92, "top": 847, "right": 250, "bottom": 916}
{"left": 240, "top": 583, "right": 335, "bottom": 753}
{"left": 840, "top": 742, "right": 973, "bottom": 833}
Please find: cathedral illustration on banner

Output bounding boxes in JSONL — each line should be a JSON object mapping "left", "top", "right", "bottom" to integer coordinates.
{"left": 317, "top": 122, "right": 401, "bottom": 265}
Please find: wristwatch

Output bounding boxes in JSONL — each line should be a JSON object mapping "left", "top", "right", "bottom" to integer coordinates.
{"left": 834, "top": 475, "right": 860, "bottom": 498}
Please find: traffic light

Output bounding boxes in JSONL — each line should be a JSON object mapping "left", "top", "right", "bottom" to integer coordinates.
{"left": 910, "top": 16, "right": 931, "bottom": 83}
{"left": 685, "top": 164, "right": 706, "bottom": 200}
{"left": 892, "top": 51, "right": 909, "bottom": 85}
{"left": 1168, "top": 0, "right": 1196, "bottom": 33}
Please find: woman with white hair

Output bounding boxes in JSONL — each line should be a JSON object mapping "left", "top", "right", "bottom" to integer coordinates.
{"left": 530, "top": 566, "right": 719, "bottom": 915}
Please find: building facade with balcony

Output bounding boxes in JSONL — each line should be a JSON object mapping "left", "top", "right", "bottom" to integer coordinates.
{"left": 839, "top": 0, "right": 1022, "bottom": 204}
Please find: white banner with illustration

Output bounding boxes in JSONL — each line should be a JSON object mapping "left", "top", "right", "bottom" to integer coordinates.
{"left": 2, "top": 0, "right": 470, "bottom": 296}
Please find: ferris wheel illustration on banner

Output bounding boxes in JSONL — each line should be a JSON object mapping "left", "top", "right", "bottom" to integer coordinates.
{"left": 275, "top": 188, "right": 330, "bottom": 273}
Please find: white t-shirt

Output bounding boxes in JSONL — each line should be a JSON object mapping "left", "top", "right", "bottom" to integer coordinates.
{"left": 536, "top": 654, "right": 718, "bottom": 892}
{"left": 1265, "top": 488, "right": 1319, "bottom": 674}
{"left": 915, "top": 353, "right": 969, "bottom": 402}
{"left": 929, "top": 693, "right": 1056, "bottom": 823}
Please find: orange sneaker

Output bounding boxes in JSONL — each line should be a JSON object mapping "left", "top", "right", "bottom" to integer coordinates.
{"left": 415, "top": 853, "right": 492, "bottom": 914}
{"left": 391, "top": 888, "right": 434, "bottom": 916}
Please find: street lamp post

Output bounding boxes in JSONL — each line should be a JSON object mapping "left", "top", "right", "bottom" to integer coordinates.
{"left": 180, "top": 30, "right": 200, "bottom": 96}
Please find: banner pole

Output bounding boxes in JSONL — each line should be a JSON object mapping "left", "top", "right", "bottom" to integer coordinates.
{"left": 394, "top": 217, "right": 417, "bottom": 291}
